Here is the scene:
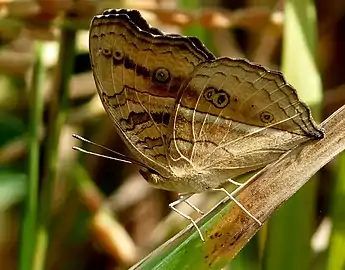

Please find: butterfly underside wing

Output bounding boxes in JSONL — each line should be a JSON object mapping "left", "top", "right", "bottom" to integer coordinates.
{"left": 89, "top": 9, "right": 324, "bottom": 194}
{"left": 164, "top": 58, "right": 323, "bottom": 191}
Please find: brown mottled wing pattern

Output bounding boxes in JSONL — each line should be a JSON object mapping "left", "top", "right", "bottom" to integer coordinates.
{"left": 89, "top": 9, "right": 215, "bottom": 177}
{"left": 167, "top": 58, "right": 324, "bottom": 181}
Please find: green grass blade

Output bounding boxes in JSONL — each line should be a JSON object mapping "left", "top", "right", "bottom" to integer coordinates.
{"left": 33, "top": 27, "right": 76, "bottom": 270}
{"left": 228, "top": 235, "right": 261, "bottom": 270}
{"left": 326, "top": 152, "right": 345, "bottom": 270}
{"left": 19, "top": 42, "right": 44, "bottom": 270}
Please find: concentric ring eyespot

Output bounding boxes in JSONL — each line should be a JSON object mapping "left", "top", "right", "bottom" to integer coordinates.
{"left": 213, "top": 91, "right": 229, "bottom": 108}
{"left": 153, "top": 68, "right": 170, "bottom": 83}
{"left": 203, "top": 87, "right": 215, "bottom": 101}
{"left": 113, "top": 50, "right": 124, "bottom": 60}
{"left": 102, "top": 47, "right": 112, "bottom": 57}
{"left": 260, "top": 111, "right": 274, "bottom": 123}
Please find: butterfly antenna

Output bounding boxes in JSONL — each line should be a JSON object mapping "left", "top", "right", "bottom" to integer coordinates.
{"left": 72, "top": 134, "right": 147, "bottom": 168}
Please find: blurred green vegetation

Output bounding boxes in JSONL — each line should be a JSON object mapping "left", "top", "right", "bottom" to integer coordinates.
{"left": 0, "top": 0, "right": 344, "bottom": 270}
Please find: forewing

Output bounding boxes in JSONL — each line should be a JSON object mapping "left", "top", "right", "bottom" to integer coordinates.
{"left": 89, "top": 9, "right": 215, "bottom": 176}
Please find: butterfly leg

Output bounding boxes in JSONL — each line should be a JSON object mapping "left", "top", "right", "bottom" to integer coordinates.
{"left": 182, "top": 196, "right": 205, "bottom": 215}
{"left": 227, "top": 178, "right": 244, "bottom": 187}
{"left": 169, "top": 194, "right": 205, "bottom": 241}
{"left": 175, "top": 193, "right": 204, "bottom": 215}
{"left": 213, "top": 187, "right": 262, "bottom": 226}
{"left": 184, "top": 200, "right": 205, "bottom": 215}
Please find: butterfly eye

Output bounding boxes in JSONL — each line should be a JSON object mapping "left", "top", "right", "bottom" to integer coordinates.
{"left": 102, "top": 48, "right": 112, "bottom": 57}
{"left": 203, "top": 87, "right": 215, "bottom": 101}
{"left": 154, "top": 68, "right": 170, "bottom": 83}
{"left": 213, "top": 91, "right": 229, "bottom": 108}
{"left": 260, "top": 111, "right": 274, "bottom": 123}
{"left": 114, "top": 50, "right": 124, "bottom": 60}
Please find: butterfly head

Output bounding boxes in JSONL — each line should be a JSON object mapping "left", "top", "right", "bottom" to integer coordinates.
{"left": 139, "top": 167, "right": 170, "bottom": 187}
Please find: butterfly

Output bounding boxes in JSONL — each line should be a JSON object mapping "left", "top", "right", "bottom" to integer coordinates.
{"left": 85, "top": 9, "right": 324, "bottom": 241}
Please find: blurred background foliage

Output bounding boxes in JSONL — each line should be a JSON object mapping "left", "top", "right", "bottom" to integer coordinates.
{"left": 0, "top": 0, "right": 344, "bottom": 269}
